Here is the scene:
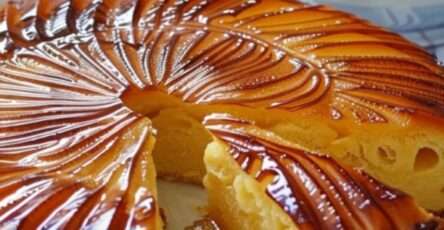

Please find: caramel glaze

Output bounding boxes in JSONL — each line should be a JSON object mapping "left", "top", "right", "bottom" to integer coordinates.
{"left": 185, "top": 217, "right": 220, "bottom": 230}
{"left": 0, "top": 0, "right": 441, "bottom": 228}
{"left": 0, "top": 116, "right": 157, "bottom": 229}
{"left": 204, "top": 113, "right": 443, "bottom": 230}
{"left": 0, "top": 0, "right": 443, "bottom": 125}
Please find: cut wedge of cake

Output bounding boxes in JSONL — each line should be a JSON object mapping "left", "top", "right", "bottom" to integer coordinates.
{"left": 204, "top": 114, "right": 442, "bottom": 229}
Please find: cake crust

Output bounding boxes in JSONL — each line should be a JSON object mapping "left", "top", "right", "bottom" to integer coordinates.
{"left": 204, "top": 113, "right": 441, "bottom": 229}
{"left": 0, "top": 0, "right": 443, "bottom": 228}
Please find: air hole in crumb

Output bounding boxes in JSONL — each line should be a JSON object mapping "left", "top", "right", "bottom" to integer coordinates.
{"left": 377, "top": 146, "right": 396, "bottom": 165}
{"left": 414, "top": 147, "right": 439, "bottom": 171}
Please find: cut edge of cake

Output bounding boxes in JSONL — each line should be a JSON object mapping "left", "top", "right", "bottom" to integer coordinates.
{"left": 203, "top": 113, "right": 442, "bottom": 230}
{"left": 204, "top": 140, "right": 296, "bottom": 230}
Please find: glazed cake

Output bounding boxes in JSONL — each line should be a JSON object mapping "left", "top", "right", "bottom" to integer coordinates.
{"left": 0, "top": 0, "right": 442, "bottom": 229}
{"left": 204, "top": 114, "right": 440, "bottom": 229}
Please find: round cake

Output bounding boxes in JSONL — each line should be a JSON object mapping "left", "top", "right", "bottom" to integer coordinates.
{"left": 0, "top": 0, "right": 442, "bottom": 229}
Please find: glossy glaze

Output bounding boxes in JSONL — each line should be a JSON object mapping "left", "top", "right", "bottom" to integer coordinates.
{"left": 0, "top": 0, "right": 442, "bottom": 228}
{"left": 0, "top": 0, "right": 442, "bottom": 123}
{"left": 185, "top": 217, "right": 220, "bottom": 230}
{"left": 0, "top": 116, "right": 156, "bottom": 229}
{"left": 204, "top": 113, "right": 441, "bottom": 229}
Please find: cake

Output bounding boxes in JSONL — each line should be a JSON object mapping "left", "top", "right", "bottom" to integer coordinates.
{"left": 204, "top": 114, "right": 440, "bottom": 229}
{"left": 0, "top": 0, "right": 442, "bottom": 229}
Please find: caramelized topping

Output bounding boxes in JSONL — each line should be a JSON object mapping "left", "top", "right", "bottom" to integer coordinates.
{"left": 0, "top": 0, "right": 442, "bottom": 228}
{"left": 0, "top": 0, "right": 442, "bottom": 124}
{"left": 204, "top": 113, "right": 442, "bottom": 229}
{"left": 0, "top": 118, "right": 157, "bottom": 229}
{"left": 185, "top": 217, "right": 220, "bottom": 230}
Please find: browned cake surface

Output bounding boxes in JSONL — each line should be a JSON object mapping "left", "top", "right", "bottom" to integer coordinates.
{"left": 204, "top": 114, "right": 441, "bottom": 229}
{"left": 0, "top": 0, "right": 442, "bottom": 228}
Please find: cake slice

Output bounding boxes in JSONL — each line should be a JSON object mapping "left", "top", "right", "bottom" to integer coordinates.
{"left": 204, "top": 114, "right": 442, "bottom": 229}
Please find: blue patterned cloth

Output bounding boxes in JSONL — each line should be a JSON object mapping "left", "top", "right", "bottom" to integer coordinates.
{"left": 303, "top": 0, "right": 444, "bottom": 63}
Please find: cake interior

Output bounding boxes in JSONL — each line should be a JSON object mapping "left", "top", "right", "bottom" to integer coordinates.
{"left": 204, "top": 141, "right": 297, "bottom": 230}
{"left": 121, "top": 86, "right": 444, "bottom": 227}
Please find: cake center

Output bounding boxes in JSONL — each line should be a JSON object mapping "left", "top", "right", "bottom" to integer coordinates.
{"left": 121, "top": 85, "right": 214, "bottom": 183}
{"left": 121, "top": 86, "right": 185, "bottom": 117}
{"left": 121, "top": 86, "right": 213, "bottom": 228}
